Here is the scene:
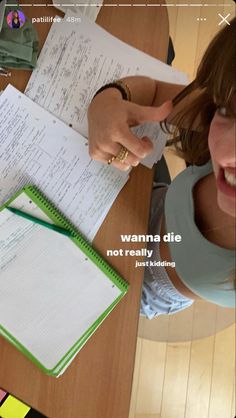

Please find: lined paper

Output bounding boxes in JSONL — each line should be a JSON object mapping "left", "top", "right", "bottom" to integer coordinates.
{"left": 26, "top": 11, "right": 188, "bottom": 167}
{"left": 0, "top": 85, "right": 128, "bottom": 240}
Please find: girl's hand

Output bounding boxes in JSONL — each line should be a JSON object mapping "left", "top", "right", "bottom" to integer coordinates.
{"left": 87, "top": 89, "right": 172, "bottom": 171}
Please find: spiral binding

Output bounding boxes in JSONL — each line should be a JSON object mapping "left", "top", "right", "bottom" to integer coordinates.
{"left": 25, "top": 185, "right": 129, "bottom": 292}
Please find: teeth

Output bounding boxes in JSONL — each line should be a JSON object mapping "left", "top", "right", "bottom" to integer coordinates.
{"left": 224, "top": 169, "right": 236, "bottom": 187}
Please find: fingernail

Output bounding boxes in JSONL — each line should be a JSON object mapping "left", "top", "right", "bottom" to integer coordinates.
{"left": 162, "top": 100, "right": 173, "bottom": 108}
{"left": 124, "top": 165, "right": 131, "bottom": 171}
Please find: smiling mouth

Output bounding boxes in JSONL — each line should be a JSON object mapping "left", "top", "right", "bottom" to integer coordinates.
{"left": 217, "top": 168, "right": 236, "bottom": 198}
{"left": 224, "top": 169, "right": 236, "bottom": 187}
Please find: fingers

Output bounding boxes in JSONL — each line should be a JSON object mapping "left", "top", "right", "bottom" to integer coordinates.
{"left": 103, "top": 141, "right": 141, "bottom": 166}
{"left": 88, "top": 142, "right": 138, "bottom": 172}
{"left": 127, "top": 100, "right": 173, "bottom": 125}
{"left": 89, "top": 142, "right": 134, "bottom": 165}
{"left": 88, "top": 98, "right": 173, "bottom": 171}
{"left": 111, "top": 159, "right": 131, "bottom": 172}
{"left": 105, "top": 101, "right": 172, "bottom": 159}
{"left": 89, "top": 125, "right": 154, "bottom": 166}
{"left": 115, "top": 128, "right": 154, "bottom": 159}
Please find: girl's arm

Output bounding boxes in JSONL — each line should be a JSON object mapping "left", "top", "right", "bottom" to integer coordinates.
{"left": 119, "top": 77, "right": 185, "bottom": 106}
{"left": 87, "top": 76, "right": 185, "bottom": 171}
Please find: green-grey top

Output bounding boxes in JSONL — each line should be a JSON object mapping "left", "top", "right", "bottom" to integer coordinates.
{"left": 165, "top": 161, "right": 235, "bottom": 308}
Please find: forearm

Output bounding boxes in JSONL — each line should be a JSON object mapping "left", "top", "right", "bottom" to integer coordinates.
{"left": 120, "top": 76, "right": 185, "bottom": 106}
{"left": 95, "top": 76, "right": 186, "bottom": 108}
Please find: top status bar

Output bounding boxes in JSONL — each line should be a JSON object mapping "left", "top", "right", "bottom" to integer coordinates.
{"left": 13, "top": 3, "right": 234, "bottom": 7}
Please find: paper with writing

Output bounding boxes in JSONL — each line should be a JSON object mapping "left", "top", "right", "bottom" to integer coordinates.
{"left": 25, "top": 12, "right": 188, "bottom": 167}
{"left": 0, "top": 85, "right": 128, "bottom": 241}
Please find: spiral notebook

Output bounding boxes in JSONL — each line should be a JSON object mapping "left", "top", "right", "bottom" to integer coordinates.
{"left": 0, "top": 185, "right": 128, "bottom": 377}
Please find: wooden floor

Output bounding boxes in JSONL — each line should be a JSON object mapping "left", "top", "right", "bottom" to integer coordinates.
{"left": 130, "top": 325, "right": 235, "bottom": 418}
{"left": 129, "top": 2, "right": 236, "bottom": 418}
{"left": 168, "top": 0, "right": 235, "bottom": 82}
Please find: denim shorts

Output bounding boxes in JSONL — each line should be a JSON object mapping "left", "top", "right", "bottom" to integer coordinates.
{"left": 140, "top": 184, "right": 193, "bottom": 319}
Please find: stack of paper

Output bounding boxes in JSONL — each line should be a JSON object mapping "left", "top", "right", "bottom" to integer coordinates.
{"left": 0, "top": 13, "right": 188, "bottom": 240}
{"left": 0, "top": 85, "right": 128, "bottom": 241}
{"left": 25, "top": 11, "right": 188, "bottom": 168}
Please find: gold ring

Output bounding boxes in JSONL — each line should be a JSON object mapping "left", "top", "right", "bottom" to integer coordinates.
{"left": 115, "top": 146, "right": 129, "bottom": 163}
{"left": 107, "top": 156, "right": 115, "bottom": 165}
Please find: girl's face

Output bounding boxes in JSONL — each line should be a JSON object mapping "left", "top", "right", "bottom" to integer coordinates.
{"left": 208, "top": 102, "right": 236, "bottom": 218}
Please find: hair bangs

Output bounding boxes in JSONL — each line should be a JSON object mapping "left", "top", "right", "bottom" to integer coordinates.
{"left": 196, "top": 18, "right": 236, "bottom": 109}
{"left": 164, "top": 17, "right": 236, "bottom": 166}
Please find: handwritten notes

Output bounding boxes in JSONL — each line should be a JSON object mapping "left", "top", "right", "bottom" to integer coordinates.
{"left": 25, "top": 12, "right": 188, "bottom": 167}
{"left": 0, "top": 85, "right": 128, "bottom": 240}
{"left": 25, "top": 13, "right": 141, "bottom": 137}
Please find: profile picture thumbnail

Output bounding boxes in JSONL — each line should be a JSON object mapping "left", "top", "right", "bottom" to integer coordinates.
{"left": 7, "top": 10, "right": 26, "bottom": 29}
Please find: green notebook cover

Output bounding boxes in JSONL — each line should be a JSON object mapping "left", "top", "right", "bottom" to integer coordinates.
{"left": 0, "top": 185, "right": 129, "bottom": 377}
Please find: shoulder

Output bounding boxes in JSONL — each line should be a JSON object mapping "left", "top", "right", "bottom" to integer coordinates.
{"left": 165, "top": 161, "right": 213, "bottom": 210}
{"left": 193, "top": 171, "right": 235, "bottom": 250}
{"left": 165, "top": 160, "right": 235, "bottom": 250}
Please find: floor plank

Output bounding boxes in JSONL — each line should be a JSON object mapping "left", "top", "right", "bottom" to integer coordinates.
{"left": 135, "top": 414, "right": 160, "bottom": 418}
{"left": 129, "top": 338, "right": 143, "bottom": 418}
{"left": 208, "top": 325, "right": 235, "bottom": 418}
{"left": 135, "top": 340, "right": 167, "bottom": 415}
{"left": 160, "top": 341, "right": 191, "bottom": 418}
{"left": 185, "top": 336, "right": 215, "bottom": 418}
{"left": 231, "top": 380, "right": 235, "bottom": 418}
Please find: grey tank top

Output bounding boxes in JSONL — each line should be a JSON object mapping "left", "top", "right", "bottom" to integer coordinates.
{"left": 164, "top": 161, "right": 235, "bottom": 308}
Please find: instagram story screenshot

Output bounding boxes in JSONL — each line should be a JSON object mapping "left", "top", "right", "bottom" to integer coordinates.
{"left": 0, "top": 1, "right": 235, "bottom": 418}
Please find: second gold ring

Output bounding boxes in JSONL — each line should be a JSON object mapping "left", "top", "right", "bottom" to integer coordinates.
{"left": 115, "top": 146, "right": 129, "bottom": 163}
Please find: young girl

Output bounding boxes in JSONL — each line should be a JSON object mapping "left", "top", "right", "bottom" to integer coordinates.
{"left": 88, "top": 18, "right": 236, "bottom": 317}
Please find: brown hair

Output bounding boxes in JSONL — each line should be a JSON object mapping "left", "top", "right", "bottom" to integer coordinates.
{"left": 167, "top": 17, "right": 236, "bottom": 166}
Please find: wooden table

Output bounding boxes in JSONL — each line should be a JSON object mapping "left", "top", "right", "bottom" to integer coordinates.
{"left": 0, "top": 2, "right": 169, "bottom": 417}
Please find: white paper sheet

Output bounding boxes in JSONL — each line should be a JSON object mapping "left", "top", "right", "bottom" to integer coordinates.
{"left": 0, "top": 192, "right": 121, "bottom": 370}
{"left": 25, "top": 11, "right": 188, "bottom": 168}
{"left": 0, "top": 85, "right": 128, "bottom": 241}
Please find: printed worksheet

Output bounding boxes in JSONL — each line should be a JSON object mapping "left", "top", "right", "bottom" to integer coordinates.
{"left": 0, "top": 85, "right": 128, "bottom": 241}
{"left": 25, "top": 11, "right": 188, "bottom": 167}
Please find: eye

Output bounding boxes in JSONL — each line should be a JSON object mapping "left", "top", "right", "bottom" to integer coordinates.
{"left": 217, "top": 106, "right": 227, "bottom": 116}
{"left": 216, "top": 106, "right": 233, "bottom": 118}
